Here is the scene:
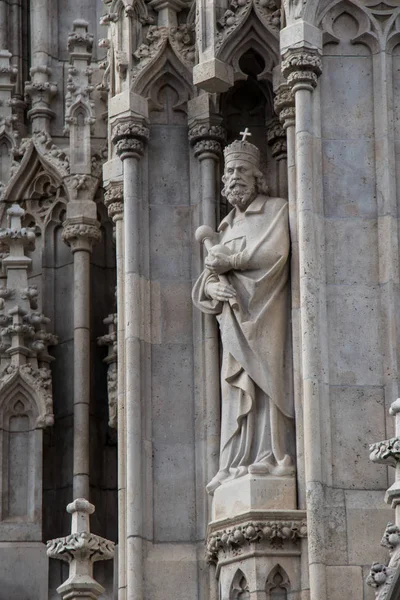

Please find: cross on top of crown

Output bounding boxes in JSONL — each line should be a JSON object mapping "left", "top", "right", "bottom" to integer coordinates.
{"left": 240, "top": 128, "right": 252, "bottom": 142}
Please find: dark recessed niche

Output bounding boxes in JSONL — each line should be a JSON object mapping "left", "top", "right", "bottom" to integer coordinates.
{"left": 238, "top": 49, "right": 265, "bottom": 77}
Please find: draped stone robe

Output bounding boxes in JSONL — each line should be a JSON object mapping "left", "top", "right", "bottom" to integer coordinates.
{"left": 192, "top": 195, "right": 293, "bottom": 480}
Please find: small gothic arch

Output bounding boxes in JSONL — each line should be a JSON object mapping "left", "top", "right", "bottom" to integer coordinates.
{"left": 0, "top": 369, "right": 53, "bottom": 430}
{"left": 265, "top": 564, "right": 290, "bottom": 599}
{"left": 147, "top": 69, "right": 192, "bottom": 124}
{"left": 2, "top": 141, "right": 65, "bottom": 205}
{"left": 67, "top": 102, "right": 93, "bottom": 174}
{"left": 132, "top": 42, "right": 193, "bottom": 101}
{"left": 217, "top": 10, "right": 279, "bottom": 80}
{"left": 318, "top": 0, "right": 379, "bottom": 52}
{"left": 1, "top": 385, "right": 39, "bottom": 431}
{"left": 230, "top": 569, "right": 250, "bottom": 600}
{"left": 0, "top": 135, "right": 13, "bottom": 190}
{"left": 0, "top": 380, "right": 43, "bottom": 527}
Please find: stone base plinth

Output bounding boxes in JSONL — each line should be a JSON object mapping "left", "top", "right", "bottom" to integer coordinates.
{"left": 212, "top": 474, "right": 296, "bottom": 521}
{"left": 0, "top": 542, "right": 49, "bottom": 600}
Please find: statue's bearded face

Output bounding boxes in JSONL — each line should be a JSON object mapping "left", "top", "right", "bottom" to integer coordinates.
{"left": 223, "top": 159, "right": 257, "bottom": 211}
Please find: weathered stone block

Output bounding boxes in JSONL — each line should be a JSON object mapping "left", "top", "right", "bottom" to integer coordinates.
{"left": 212, "top": 475, "right": 296, "bottom": 521}
{"left": 0, "top": 542, "right": 49, "bottom": 600}
{"left": 326, "top": 566, "right": 363, "bottom": 600}
{"left": 345, "top": 491, "right": 393, "bottom": 565}
{"left": 330, "top": 386, "right": 387, "bottom": 489}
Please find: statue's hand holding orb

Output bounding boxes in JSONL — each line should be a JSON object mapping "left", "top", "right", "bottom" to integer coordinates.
{"left": 205, "top": 244, "right": 233, "bottom": 275}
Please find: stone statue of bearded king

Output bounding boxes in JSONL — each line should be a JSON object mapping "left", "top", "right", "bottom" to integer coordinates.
{"left": 192, "top": 136, "right": 295, "bottom": 495}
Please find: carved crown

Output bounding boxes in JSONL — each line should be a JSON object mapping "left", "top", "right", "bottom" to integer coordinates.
{"left": 223, "top": 140, "right": 260, "bottom": 167}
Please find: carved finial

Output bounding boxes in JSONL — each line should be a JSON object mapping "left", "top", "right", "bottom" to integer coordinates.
{"left": 240, "top": 127, "right": 252, "bottom": 142}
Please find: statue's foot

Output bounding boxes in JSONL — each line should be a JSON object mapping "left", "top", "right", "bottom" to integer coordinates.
{"left": 248, "top": 452, "right": 274, "bottom": 475}
{"left": 206, "top": 469, "right": 230, "bottom": 495}
{"left": 224, "top": 467, "right": 238, "bottom": 482}
{"left": 271, "top": 454, "right": 295, "bottom": 476}
{"left": 234, "top": 465, "right": 248, "bottom": 479}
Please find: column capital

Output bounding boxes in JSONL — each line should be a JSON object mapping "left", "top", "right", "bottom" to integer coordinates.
{"left": 189, "top": 123, "right": 226, "bottom": 159}
{"left": 111, "top": 119, "right": 149, "bottom": 160}
{"left": 62, "top": 218, "right": 101, "bottom": 253}
{"left": 281, "top": 48, "right": 322, "bottom": 93}
{"left": 266, "top": 118, "right": 287, "bottom": 161}
{"left": 274, "top": 83, "right": 296, "bottom": 130}
{"left": 104, "top": 180, "right": 124, "bottom": 222}
{"left": 188, "top": 94, "right": 226, "bottom": 159}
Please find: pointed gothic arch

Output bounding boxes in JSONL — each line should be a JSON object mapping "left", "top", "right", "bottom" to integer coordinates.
{"left": 230, "top": 569, "right": 250, "bottom": 600}
{"left": 266, "top": 564, "right": 290, "bottom": 599}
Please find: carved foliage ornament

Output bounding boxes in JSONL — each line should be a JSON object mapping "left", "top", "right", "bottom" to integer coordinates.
{"left": 266, "top": 118, "right": 287, "bottom": 159}
{"left": 281, "top": 50, "right": 322, "bottom": 90}
{"left": 62, "top": 222, "right": 101, "bottom": 246}
{"left": 274, "top": 86, "right": 295, "bottom": 128}
{"left": 216, "top": 0, "right": 280, "bottom": 53}
{"left": 367, "top": 523, "right": 400, "bottom": 599}
{"left": 104, "top": 182, "right": 124, "bottom": 221}
{"left": 189, "top": 124, "right": 226, "bottom": 157}
{"left": 98, "top": 312, "right": 117, "bottom": 428}
{"left": 131, "top": 24, "right": 195, "bottom": 85}
{"left": 111, "top": 121, "right": 149, "bottom": 158}
{"left": 47, "top": 532, "right": 115, "bottom": 563}
{"left": 207, "top": 519, "right": 307, "bottom": 563}
{"left": 370, "top": 438, "right": 400, "bottom": 467}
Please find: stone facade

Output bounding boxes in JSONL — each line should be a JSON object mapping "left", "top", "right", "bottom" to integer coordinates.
{"left": 0, "top": 1, "right": 399, "bottom": 600}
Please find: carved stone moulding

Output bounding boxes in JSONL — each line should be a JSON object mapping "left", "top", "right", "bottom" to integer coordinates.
{"left": 370, "top": 437, "right": 400, "bottom": 467}
{"left": 266, "top": 118, "right": 287, "bottom": 160}
{"left": 281, "top": 50, "right": 322, "bottom": 92}
{"left": 62, "top": 219, "right": 101, "bottom": 253}
{"left": 207, "top": 509, "right": 307, "bottom": 568}
{"left": 104, "top": 180, "right": 124, "bottom": 221}
{"left": 273, "top": 85, "right": 295, "bottom": 129}
{"left": 189, "top": 123, "right": 226, "bottom": 158}
{"left": 111, "top": 121, "right": 149, "bottom": 159}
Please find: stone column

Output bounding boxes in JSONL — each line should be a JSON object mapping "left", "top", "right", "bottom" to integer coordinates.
{"left": 49, "top": 180, "right": 113, "bottom": 600}
{"left": 188, "top": 106, "right": 226, "bottom": 492}
{"left": 273, "top": 75, "right": 305, "bottom": 503}
{"left": 24, "top": 0, "right": 57, "bottom": 131}
{"left": 104, "top": 180, "right": 127, "bottom": 598}
{"left": 0, "top": 0, "right": 7, "bottom": 50}
{"left": 112, "top": 119, "right": 149, "bottom": 600}
{"left": 62, "top": 216, "right": 101, "bottom": 500}
{"left": 188, "top": 99, "right": 226, "bottom": 600}
{"left": 282, "top": 35, "right": 326, "bottom": 600}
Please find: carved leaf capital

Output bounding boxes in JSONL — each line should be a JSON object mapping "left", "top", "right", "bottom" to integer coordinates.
{"left": 281, "top": 50, "right": 322, "bottom": 91}
{"left": 112, "top": 121, "right": 149, "bottom": 159}
{"left": 47, "top": 532, "right": 115, "bottom": 564}
{"left": 206, "top": 518, "right": 307, "bottom": 564}
{"left": 62, "top": 222, "right": 101, "bottom": 251}
{"left": 370, "top": 438, "right": 400, "bottom": 467}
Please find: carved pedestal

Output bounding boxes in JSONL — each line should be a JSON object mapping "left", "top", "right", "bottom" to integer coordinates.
{"left": 47, "top": 499, "right": 115, "bottom": 600}
{"left": 207, "top": 509, "right": 306, "bottom": 600}
{"left": 212, "top": 475, "right": 297, "bottom": 521}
